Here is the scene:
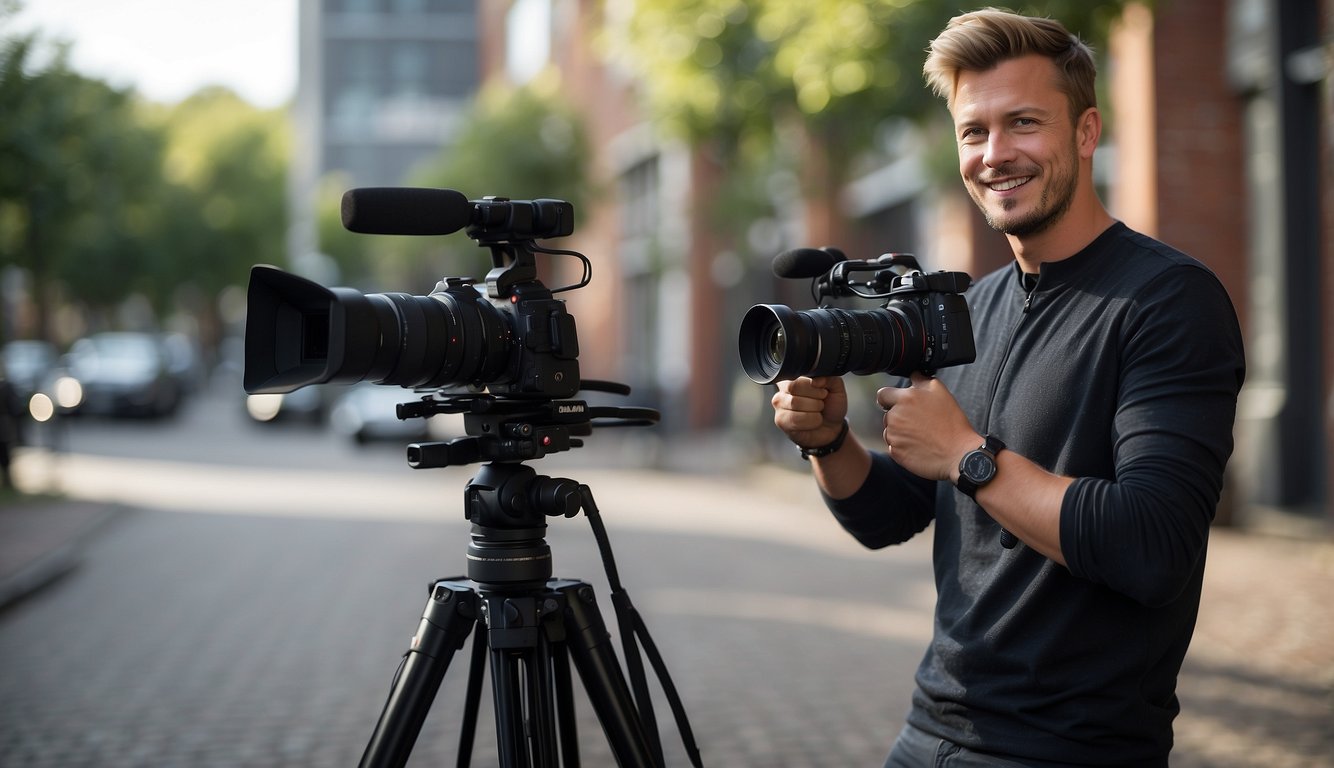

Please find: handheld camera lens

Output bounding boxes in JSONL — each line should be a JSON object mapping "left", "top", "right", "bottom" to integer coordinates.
{"left": 738, "top": 303, "right": 923, "bottom": 384}
{"left": 767, "top": 327, "right": 786, "bottom": 367}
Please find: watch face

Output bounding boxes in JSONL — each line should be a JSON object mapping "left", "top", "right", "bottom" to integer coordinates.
{"left": 962, "top": 451, "right": 996, "bottom": 483}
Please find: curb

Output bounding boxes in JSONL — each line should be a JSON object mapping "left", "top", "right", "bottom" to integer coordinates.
{"left": 0, "top": 499, "right": 129, "bottom": 611}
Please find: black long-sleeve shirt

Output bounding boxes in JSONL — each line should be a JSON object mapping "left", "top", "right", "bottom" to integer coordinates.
{"left": 826, "top": 223, "right": 1245, "bottom": 766}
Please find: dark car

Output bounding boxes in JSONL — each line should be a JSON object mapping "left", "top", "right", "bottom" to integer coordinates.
{"left": 63, "top": 332, "right": 182, "bottom": 418}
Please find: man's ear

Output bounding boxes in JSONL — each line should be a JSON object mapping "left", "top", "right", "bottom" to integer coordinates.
{"left": 1077, "top": 107, "right": 1101, "bottom": 159}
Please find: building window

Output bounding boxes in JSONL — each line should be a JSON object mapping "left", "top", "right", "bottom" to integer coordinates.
{"left": 392, "top": 43, "right": 427, "bottom": 97}
{"left": 619, "top": 156, "right": 660, "bottom": 242}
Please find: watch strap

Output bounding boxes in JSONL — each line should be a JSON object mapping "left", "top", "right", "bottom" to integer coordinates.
{"left": 799, "top": 420, "right": 849, "bottom": 460}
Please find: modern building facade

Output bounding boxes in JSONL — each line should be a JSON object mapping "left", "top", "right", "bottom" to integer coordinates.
{"left": 288, "top": 0, "right": 480, "bottom": 278}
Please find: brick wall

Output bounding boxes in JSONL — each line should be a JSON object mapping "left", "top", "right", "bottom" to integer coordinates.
{"left": 1151, "top": 1, "right": 1249, "bottom": 325}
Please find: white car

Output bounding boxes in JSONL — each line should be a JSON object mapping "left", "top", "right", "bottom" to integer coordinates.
{"left": 329, "top": 384, "right": 460, "bottom": 444}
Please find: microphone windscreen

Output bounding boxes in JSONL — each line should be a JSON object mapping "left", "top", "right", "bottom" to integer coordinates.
{"left": 772, "top": 247, "right": 844, "bottom": 278}
{"left": 341, "top": 187, "right": 472, "bottom": 235}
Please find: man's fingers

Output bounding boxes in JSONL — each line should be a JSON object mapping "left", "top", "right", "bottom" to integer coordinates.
{"left": 876, "top": 384, "right": 908, "bottom": 410}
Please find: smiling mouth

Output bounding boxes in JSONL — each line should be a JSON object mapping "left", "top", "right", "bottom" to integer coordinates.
{"left": 986, "top": 176, "right": 1033, "bottom": 192}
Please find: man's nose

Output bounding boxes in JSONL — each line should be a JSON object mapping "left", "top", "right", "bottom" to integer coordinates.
{"left": 984, "top": 131, "right": 1018, "bottom": 168}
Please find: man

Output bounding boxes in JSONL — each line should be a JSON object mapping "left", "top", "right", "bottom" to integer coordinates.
{"left": 770, "top": 9, "right": 1245, "bottom": 767}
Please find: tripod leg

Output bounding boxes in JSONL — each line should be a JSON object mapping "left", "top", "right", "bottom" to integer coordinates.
{"left": 360, "top": 580, "right": 478, "bottom": 768}
{"left": 483, "top": 593, "right": 564, "bottom": 767}
{"left": 549, "top": 637, "right": 582, "bottom": 767}
{"left": 529, "top": 625, "right": 562, "bottom": 767}
{"left": 555, "top": 581, "right": 658, "bottom": 768}
{"left": 456, "top": 622, "right": 488, "bottom": 767}
{"left": 489, "top": 645, "right": 529, "bottom": 767}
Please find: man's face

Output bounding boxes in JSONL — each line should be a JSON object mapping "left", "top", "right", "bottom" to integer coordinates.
{"left": 951, "top": 55, "right": 1084, "bottom": 238}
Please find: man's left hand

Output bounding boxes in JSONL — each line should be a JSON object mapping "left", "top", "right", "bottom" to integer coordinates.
{"left": 876, "top": 372, "right": 978, "bottom": 482}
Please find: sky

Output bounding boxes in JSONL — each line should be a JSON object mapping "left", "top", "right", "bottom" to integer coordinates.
{"left": 9, "top": 0, "right": 298, "bottom": 108}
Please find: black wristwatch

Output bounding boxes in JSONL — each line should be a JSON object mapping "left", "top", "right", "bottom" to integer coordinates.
{"left": 957, "top": 434, "right": 1006, "bottom": 498}
{"left": 799, "top": 420, "right": 849, "bottom": 460}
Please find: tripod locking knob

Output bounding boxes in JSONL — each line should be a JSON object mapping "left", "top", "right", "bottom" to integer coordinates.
{"left": 535, "top": 477, "right": 583, "bottom": 518}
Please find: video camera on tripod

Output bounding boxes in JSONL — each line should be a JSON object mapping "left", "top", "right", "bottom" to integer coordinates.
{"left": 243, "top": 187, "right": 700, "bottom": 768}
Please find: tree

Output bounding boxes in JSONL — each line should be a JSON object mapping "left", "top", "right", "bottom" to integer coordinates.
{"left": 0, "top": 30, "right": 169, "bottom": 340}
{"left": 1, "top": 7, "right": 289, "bottom": 355}
{"left": 322, "top": 71, "right": 593, "bottom": 292}
{"left": 149, "top": 87, "right": 288, "bottom": 290}
{"left": 145, "top": 86, "right": 289, "bottom": 350}
{"left": 606, "top": 0, "right": 1136, "bottom": 243}
{"left": 415, "top": 73, "right": 593, "bottom": 210}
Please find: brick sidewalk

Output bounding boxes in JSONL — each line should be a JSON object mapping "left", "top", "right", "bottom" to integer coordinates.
{"left": 0, "top": 486, "right": 1329, "bottom": 766}
{"left": 0, "top": 497, "right": 126, "bottom": 610}
{"left": 1172, "top": 526, "right": 1334, "bottom": 768}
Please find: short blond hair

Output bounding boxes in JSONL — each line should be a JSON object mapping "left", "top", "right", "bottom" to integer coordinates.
{"left": 923, "top": 7, "right": 1097, "bottom": 121}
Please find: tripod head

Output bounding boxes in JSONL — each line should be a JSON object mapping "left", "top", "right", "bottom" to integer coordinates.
{"left": 390, "top": 380, "right": 659, "bottom": 590}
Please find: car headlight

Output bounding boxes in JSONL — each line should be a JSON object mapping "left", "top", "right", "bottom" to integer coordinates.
{"left": 246, "top": 393, "right": 284, "bottom": 422}
{"left": 53, "top": 376, "right": 83, "bottom": 409}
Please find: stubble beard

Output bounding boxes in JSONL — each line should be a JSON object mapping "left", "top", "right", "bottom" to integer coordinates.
{"left": 971, "top": 153, "right": 1079, "bottom": 238}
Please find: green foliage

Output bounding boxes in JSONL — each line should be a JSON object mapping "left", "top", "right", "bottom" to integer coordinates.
{"left": 0, "top": 17, "right": 289, "bottom": 341}
{"left": 412, "top": 72, "right": 593, "bottom": 208}
{"left": 313, "top": 171, "right": 366, "bottom": 283}
{"left": 321, "top": 71, "right": 595, "bottom": 290}
{"left": 148, "top": 87, "right": 290, "bottom": 301}
{"left": 0, "top": 31, "right": 170, "bottom": 335}
{"left": 609, "top": 0, "right": 1136, "bottom": 178}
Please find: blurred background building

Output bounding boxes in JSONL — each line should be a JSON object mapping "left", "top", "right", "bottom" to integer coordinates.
{"left": 458, "top": 0, "right": 1332, "bottom": 529}
{"left": 288, "top": 0, "right": 481, "bottom": 281}
{"left": 2, "top": 0, "right": 1329, "bottom": 531}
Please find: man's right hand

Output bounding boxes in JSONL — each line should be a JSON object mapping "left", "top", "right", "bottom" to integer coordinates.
{"left": 772, "top": 376, "right": 849, "bottom": 449}
{"left": 772, "top": 375, "right": 870, "bottom": 498}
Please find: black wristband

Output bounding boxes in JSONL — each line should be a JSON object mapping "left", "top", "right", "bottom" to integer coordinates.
{"left": 799, "top": 420, "right": 849, "bottom": 460}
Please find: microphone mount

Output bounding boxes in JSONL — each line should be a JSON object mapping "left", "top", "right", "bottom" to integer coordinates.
{"left": 811, "top": 253, "right": 929, "bottom": 303}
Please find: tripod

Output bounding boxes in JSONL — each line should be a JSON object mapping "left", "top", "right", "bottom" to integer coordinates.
{"left": 358, "top": 395, "right": 702, "bottom": 768}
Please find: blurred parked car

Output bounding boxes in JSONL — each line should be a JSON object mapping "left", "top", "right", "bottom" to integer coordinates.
{"left": 329, "top": 384, "right": 462, "bottom": 444}
{"left": 244, "top": 385, "right": 330, "bottom": 425}
{"left": 63, "top": 332, "right": 182, "bottom": 418}
{"left": 160, "top": 332, "right": 206, "bottom": 395}
{"left": 2, "top": 339, "right": 58, "bottom": 400}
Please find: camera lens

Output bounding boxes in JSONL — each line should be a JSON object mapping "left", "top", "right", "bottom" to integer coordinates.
{"left": 738, "top": 303, "right": 925, "bottom": 384}
{"left": 366, "top": 287, "right": 512, "bottom": 389}
{"left": 766, "top": 326, "right": 786, "bottom": 368}
{"left": 243, "top": 266, "right": 512, "bottom": 393}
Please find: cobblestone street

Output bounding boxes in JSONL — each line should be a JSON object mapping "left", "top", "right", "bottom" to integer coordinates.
{"left": 2, "top": 448, "right": 1331, "bottom": 766}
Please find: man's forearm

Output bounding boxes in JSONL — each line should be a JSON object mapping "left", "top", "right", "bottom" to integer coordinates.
{"left": 962, "top": 448, "right": 1073, "bottom": 565}
{"left": 811, "top": 432, "right": 874, "bottom": 500}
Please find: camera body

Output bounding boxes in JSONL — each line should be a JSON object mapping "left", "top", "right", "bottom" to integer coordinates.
{"left": 244, "top": 190, "right": 582, "bottom": 400}
{"left": 738, "top": 251, "right": 976, "bottom": 384}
